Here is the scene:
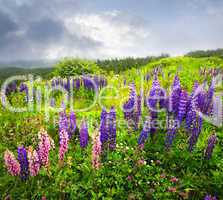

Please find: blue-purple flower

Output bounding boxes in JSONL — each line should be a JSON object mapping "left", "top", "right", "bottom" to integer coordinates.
{"left": 100, "top": 108, "right": 108, "bottom": 144}
{"left": 108, "top": 107, "right": 116, "bottom": 150}
{"left": 204, "top": 134, "right": 217, "bottom": 160}
{"left": 17, "top": 146, "right": 29, "bottom": 181}
{"left": 80, "top": 120, "right": 89, "bottom": 148}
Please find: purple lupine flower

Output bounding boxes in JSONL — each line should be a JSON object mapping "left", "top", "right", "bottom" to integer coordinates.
{"left": 204, "top": 134, "right": 217, "bottom": 160}
{"left": 169, "top": 75, "right": 181, "bottom": 114}
{"left": 50, "top": 98, "right": 55, "bottom": 107}
{"left": 69, "top": 112, "right": 77, "bottom": 138}
{"left": 186, "top": 81, "right": 199, "bottom": 132}
{"left": 17, "top": 146, "right": 29, "bottom": 181}
{"left": 204, "top": 194, "right": 218, "bottom": 200}
{"left": 136, "top": 94, "right": 142, "bottom": 120}
{"left": 59, "top": 111, "right": 68, "bottom": 134}
{"left": 66, "top": 78, "right": 70, "bottom": 92}
{"left": 177, "top": 90, "right": 188, "bottom": 124}
{"left": 123, "top": 83, "right": 138, "bottom": 129}
{"left": 165, "top": 114, "right": 177, "bottom": 149}
{"left": 79, "top": 120, "right": 89, "bottom": 148}
{"left": 203, "top": 82, "right": 215, "bottom": 115}
{"left": 100, "top": 108, "right": 108, "bottom": 144}
{"left": 147, "top": 75, "right": 165, "bottom": 111}
{"left": 188, "top": 116, "right": 203, "bottom": 152}
{"left": 147, "top": 76, "right": 165, "bottom": 137}
{"left": 20, "top": 83, "right": 29, "bottom": 102}
{"left": 138, "top": 119, "right": 150, "bottom": 145}
{"left": 108, "top": 107, "right": 116, "bottom": 150}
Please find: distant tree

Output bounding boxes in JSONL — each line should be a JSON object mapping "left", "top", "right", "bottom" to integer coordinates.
{"left": 186, "top": 48, "right": 223, "bottom": 58}
{"left": 96, "top": 54, "right": 169, "bottom": 73}
{"left": 53, "top": 58, "right": 104, "bottom": 77}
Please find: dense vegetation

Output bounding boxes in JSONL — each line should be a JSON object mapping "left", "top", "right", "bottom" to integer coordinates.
{"left": 0, "top": 55, "right": 223, "bottom": 199}
{"left": 96, "top": 54, "right": 169, "bottom": 73}
{"left": 186, "top": 48, "right": 223, "bottom": 59}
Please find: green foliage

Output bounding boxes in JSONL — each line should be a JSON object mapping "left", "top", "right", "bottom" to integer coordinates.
{"left": 0, "top": 55, "right": 223, "bottom": 199}
{"left": 53, "top": 58, "right": 104, "bottom": 77}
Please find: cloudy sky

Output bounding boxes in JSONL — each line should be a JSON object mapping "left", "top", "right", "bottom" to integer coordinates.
{"left": 0, "top": 0, "right": 223, "bottom": 61}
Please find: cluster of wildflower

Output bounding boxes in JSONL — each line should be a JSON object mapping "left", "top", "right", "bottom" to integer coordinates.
{"left": 58, "top": 110, "right": 77, "bottom": 160}
{"left": 204, "top": 194, "right": 218, "bottom": 200}
{"left": 4, "top": 128, "right": 54, "bottom": 180}
{"left": 51, "top": 76, "right": 107, "bottom": 92}
{"left": 136, "top": 74, "right": 216, "bottom": 151}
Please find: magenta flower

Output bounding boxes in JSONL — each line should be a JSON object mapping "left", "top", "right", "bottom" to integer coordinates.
{"left": 4, "top": 150, "right": 20, "bottom": 176}
{"left": 37, "top": 128, "right": 54, "bottom": 167}
{"left": 27, "top": 147, "right": 40, "bottom": 177}
{"left": 59, "top": 129, "right": 69, "bottom": 161}
{"left": 92, "top": 131, "right": 102, "bottom": 170}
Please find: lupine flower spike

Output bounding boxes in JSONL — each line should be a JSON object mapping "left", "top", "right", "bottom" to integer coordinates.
{"left": 17, "top": 146, "right": 29, "bottom": 181}
{"left": 27, "top": 147, "right": 40, "bottom": 177}
{"left": 59, "top": 129, "right": 69, "bottom": 162}
{"left": 4, "top": 150, "right": 20, "bottom": 176}
{"left": 204, "top": 134, "right": 217, "bottom": 160}
{"left": 92, "top": 130, "right": 102, "bottom": 170}
{"left": 37, "top": 128, "right": 54, "bottom": 167}
{"left": 80, "top": 120, "right": 89, "bottom": 148}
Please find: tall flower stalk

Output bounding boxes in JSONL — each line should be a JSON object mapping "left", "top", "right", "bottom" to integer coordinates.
{"left": 204, "top": 134, "right": 217, "bottom": 160}
{"left": 108, "top": 107, "right": 116, "bottom": 150}
{"left": 27, "top": 147, "right": 40, "bottom": 177}
{"left": 92, "top": 130, "right": 102, "bottom": 170}
{"left": 17, "top": 146, "right": 29, "bottom": 181}
{"left": 59, "top": 130, "right": 69, "bottom": 161}
{"left": 80, "top": 120, "right": 89, "bottom": 148}
{"left": 4, "top": 150, "right": 20, "bottom": 176}
{"left": 37, "top": 128, "right": 54, "bottom": 167}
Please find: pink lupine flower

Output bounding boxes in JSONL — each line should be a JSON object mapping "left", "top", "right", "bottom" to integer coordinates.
{"left": 92, "top": 131, "right": 102, "bottom": 170}
{"left": 170, "top": 177, "right": 179, "bottom": 183}
{"left": 59, "top": 129, "right": 69, "bottom": 161}
{"left": 137, "top": 159, "right": 146, "bottom": 166}
{"left": 27, "top": 147, "right": 40, "bottom": 176}
{"left": 37, "top": 128, "right": 54, "bottom": 167}
{"left": 168, "top": 187, "right": 177, "bottom": 193}
{"left": 4, "top": 150, "right": 20, "bottom": 176}
{"left": 127, "top": 175, "right": 133, "bottom": 181}
{"left": 42, "top": 196, "right": 47, "bottom": 200}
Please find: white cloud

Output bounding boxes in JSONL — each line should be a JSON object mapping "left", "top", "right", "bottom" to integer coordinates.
{"left": 63, "top": 11, "right": 151, "bottom": 58}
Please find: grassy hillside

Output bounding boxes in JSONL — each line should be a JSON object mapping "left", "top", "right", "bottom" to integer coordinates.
{"left": 0, "top": 56, "right": 222, "bottom": 199}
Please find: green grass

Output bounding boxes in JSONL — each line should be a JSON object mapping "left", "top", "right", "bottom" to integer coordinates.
{"left": 0, "top": 56, "right": 222, "bottom": 199}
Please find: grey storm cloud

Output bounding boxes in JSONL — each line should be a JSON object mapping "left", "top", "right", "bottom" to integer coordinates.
{"left": 0, "top": 11, "right": 17, "bottom": 36}
{"left": 26, "top": 18, "right": 65, "bottom": 43}
{"left": 0, "top": 0, "right": 222, "bottom": 62}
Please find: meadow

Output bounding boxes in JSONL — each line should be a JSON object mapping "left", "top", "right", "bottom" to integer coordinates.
{"left": 0, "top": 55, "right": 223, "bottom": 200}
